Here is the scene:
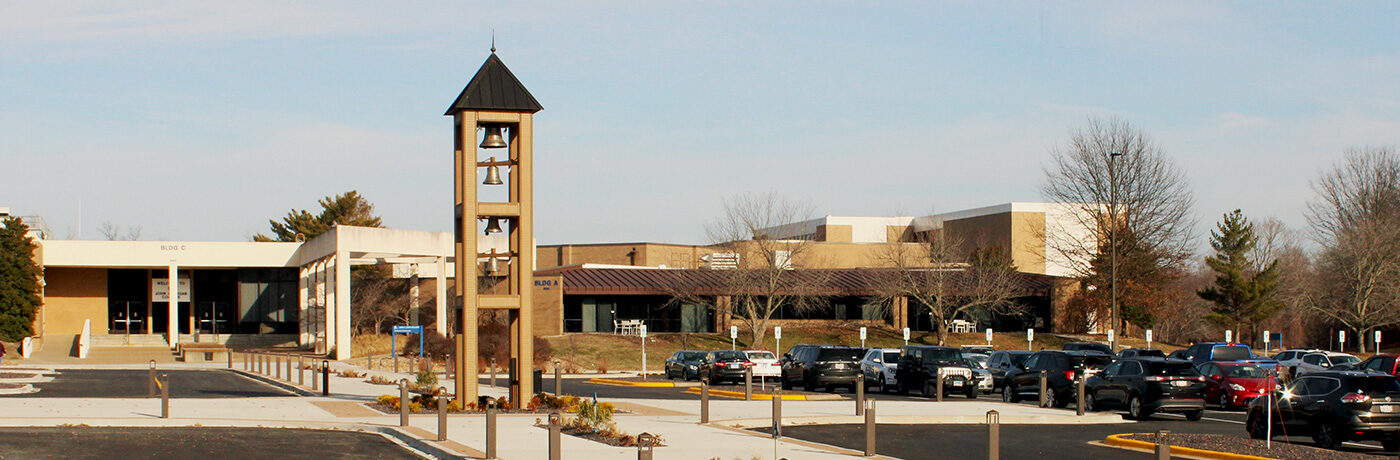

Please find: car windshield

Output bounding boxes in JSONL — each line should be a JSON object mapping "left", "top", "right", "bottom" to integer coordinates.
{"left": 964, "top": 355, "right": 988, "bottom": 369}
{"left": 883, "top": 352, "right": 901, "bottom": 363}
{"left": 1073, "top": 355, "right": 1112, "bottom": 369}
{"left": 713, "top": 351, "right": 746, "bottom": 360}
{"left": 1009, "top": 353, "right": 1031, "bottom": 367}
{"left": 745, "top": 351, "right": 776, "bottom": 360}
{"left": 1352, "top": 376, "right": 1400, "bottom": 394}
{"left": 1332, "top": 355, "right": 1360, "bottom": 365}
{"left": 817, "top": 348, "right": 862, "bottom": 361}
{"left": 681, "top": 352, "right": 706, "bottom": 360}
{"left": 923, "top": 348, "right": 962, "bottom": 363}
{"left": 1135, "top": 349, "right": 1166, "bottom": 358}
{"left": 1145, "top": 362, "right": 1199, "bottom": 376}
{"left": 1223, "top": 365, "right": 1266, "bottom": 378}
{"left": 1211, "top": 345, "right": 1252, "bottom": 361}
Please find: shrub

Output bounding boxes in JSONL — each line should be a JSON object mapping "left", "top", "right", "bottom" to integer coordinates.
{"left": 416, "top": 370, "right": 438, "bottom": 388}
{"left": 573, "top": 398, "right": 613, "bottom": 430}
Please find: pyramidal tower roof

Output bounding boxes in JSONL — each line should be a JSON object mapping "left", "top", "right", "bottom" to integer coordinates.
{"left": 444, "top": 52, "right": 543, "bottom": 115}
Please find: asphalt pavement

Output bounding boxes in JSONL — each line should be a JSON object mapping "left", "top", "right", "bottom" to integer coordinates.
{"left": 16, "top": 369, "right": 295, "bottom": 399}
{"left": 0, "top": 427, "right": 420, "bottom": 459}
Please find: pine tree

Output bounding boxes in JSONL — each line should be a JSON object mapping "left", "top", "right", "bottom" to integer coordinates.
{"left": 1198, "top": 210, "right": 1281, "bottom": 346}
{"left": 254, "top": 191, "right": 384, "bottom": 242}
{"left": 0, "top": 218, "right": 42, "bottom": 341}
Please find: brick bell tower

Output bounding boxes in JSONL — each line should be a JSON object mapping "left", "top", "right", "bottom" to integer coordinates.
{"left": 445, "top": 47, "right": 542, "bottom": 405}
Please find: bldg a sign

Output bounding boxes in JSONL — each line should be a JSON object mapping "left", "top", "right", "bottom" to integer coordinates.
{"left": 151, "top": 278, "right": 191, "bottom": 302}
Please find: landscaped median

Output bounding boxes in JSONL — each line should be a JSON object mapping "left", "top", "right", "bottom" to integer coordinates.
{"left": 681, "top": 387, "right": 818, "bottom": 401}
{"left": 587, "top": 377, "right": 681, "bottom": 388}
{"left": 1104, "top": 433, "right": 1278, "bottom": 460}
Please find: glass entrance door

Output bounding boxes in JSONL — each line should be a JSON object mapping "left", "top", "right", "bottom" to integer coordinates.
{"left": 196, "top": 301, "right": 232, "bottom": 336}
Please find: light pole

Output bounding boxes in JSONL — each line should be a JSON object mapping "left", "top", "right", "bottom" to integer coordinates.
{"left": 1108, "top": 151, "right": 1123, "bottom": 352}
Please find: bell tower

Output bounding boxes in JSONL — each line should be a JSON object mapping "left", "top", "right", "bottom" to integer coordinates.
{"left": 445, "top": 49, "right": 543, "bottom": 404}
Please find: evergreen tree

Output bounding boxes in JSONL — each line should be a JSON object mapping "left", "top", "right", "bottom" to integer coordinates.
{"left": 1198, "top": 210, "right": 1281, "bottom": 346}
{"left": 0, "top": 218, "right": 42, "bottom": 341}
{"left": 254, "top": 191, "right": 383, "bottom": 242}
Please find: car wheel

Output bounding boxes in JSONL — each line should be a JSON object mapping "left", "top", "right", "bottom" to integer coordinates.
{"left": 1382, "top": 435, "right": 1399, "bottom": 452}
{"left": 1313, "top": 424, "right": 1343, "bottom": 450}
{"left": 1049, "top": 390, "right": 1068, "bottom": 408}
{"left": 1185, "top": 410, "right": 1203, "bottom": 421}
{"left": 1247, "top": 411, "right": 1269, "bottom": 440}
{"left": 1218, "top": 391, "right": 1230, "bottom": 410}
{"left": 1127, "top": 395, "right": 1150, "bottom": 420}
{"left": 1084, "top": 391, "right": 1097, "bottom": 412}
{"left": 1003, "top": 385, "right": 1019, "bottom": 403}
{"left": 922, "top": 381, "right": 935, "bottom": 399}
{"left": 966, "top": 387, "right": 978, "bottom": 399}
{"left": 781, "top": 376, "right": 793, "bottom": 390}
{"left": 872, "top": 378, "right": 884, "bottom": 394}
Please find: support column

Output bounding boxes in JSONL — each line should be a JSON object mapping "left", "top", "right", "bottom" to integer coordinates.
{"left": 299, "top": 263, "right": 310, "bottom": 347}
{"left": 333, "top": 250, "right": 352, "bottom": 360}
{"left": 315, "top": 259, "right": 327, "bottom": 355}
{"left": 436, "top": 256, "right": 448, "bottom": 336}
{"left": 324, "top": 257, "right": 336, "bottom": 356}
{"left": 410, "top": 264, "right": 421, "bottom": 326}
{"left": 167, "top": 262, "right": 178, "bottom": 347}
{"left": 514, "top": 113, "right": 536, "bottom": 400}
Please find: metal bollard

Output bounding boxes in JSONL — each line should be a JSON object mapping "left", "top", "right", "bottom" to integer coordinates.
{"left": 745, "top": 368, "right": 753, "bottom": 400}
{"left": 1076, "top": 373, "right": 1086, "bottom": 416}
{"left": 700, "top": 382, "right": 710, "bottom": 423}
{"left": 490, "top": 358, "right": 497, "bottom": 388}
{"left": 275, "top": 355, "right": 282, "bottom": 380}
{"left": 244, "top": 352, "right": 249, "bottom": 370}
{"left": 864, "top": 398, "right": 876, "bottom": 457}
{"left": 321, "top": 361, "right": 330, "bottom": 396}
{"left": 637, "top": 432, "right": 656, "bottom": 460}
{"left": 987, "top": 410, "right": 1000, "bottom": 460}
{"left": 548, "top": 412, "right": 562, "bottom": 460}
{"left": 936, "top": 369, "right": 944, "bottom": 402}
{"left": 286, "top": 355, "right": 292, "bottom": 380}
{"left": 437, "top": 387, "right": 448, "bottom": 442}
{"left": 148, "top": 360, "right": 157, "bottom": 398}
{"left": 856, "top": 377, "right": 865, "bottom": 415}
{"left": 160, "top": 373, "right": 170, "bottom": 419}
{"left": 1039, "top": 370, "right": 1048, "bottom": 408}
{"left": 367, "top": 353, "right": 373, "bottom": 371}
{"left": 1156, "top": 430, "right": 1170, "bottom": 460}
{"left": 772, "top": 393, "right": 782, "bottom": 438}
{"left": 227, "top": 350, "right": 232, "bottom": 369}
{"left": 299, "top": 357, "right": 305, "bottom": 386}
{"left": 486, "top": 398, "right": 498, "bottom": 459}
{"left": 399, "top": 379, "right": 410, "bottom": 427}
{"left": 554, "top": 360, "right": 562, "bottom": 396}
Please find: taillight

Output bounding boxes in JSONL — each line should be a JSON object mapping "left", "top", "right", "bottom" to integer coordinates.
{"left": 716, "top": 362, "right": 727, "bottom": 368}
{"left": 1064, "top": 371, "right": 1076, "bottom": 381}
{"left": 1341, "top": 393, "right": 1371, "bottom": 404}
{"left": 1144, "top": 376, "right": 1166, "bottom": 382}
{"left": 742, "top": 362, "right": 755, "bottom": 367}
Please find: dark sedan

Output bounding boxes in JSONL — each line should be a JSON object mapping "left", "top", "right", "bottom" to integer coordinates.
{"left": 665, "top": 350, "right": 707, "bottom": 381}
{"left": 698, "top": 350, "right": 754, "bottom": 385}
{"left": 1085, "top": 357, "right": 1206, "bottom": 420}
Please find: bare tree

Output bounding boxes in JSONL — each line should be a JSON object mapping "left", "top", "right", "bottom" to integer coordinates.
{"left": 98, "top": 221, "right": 142, "bottom": 241}
{"left": 1251, "top": 218, "right": 1321, "bottom": 347}
{"left": 1305, "top": 146, "right": 1400, "bottom": 353}
{"left": 871, "top": 222, "right": 1024, "bottom": 346}
{"left": 1041, "top": 116, "right": 1196, "bottom": 334}
{"left": 352, "top": 279, "right": 409, "bottom": 334}
{"left": 700, "top": 192, "right": 828, "bottom": 350}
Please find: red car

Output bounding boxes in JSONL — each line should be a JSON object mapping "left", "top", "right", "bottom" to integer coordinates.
{"left": 1356, "top": 354, "right": 1400, "bottom": 377}
{"left": 1196, "top": 362, "right": 1272, "bottom": 410}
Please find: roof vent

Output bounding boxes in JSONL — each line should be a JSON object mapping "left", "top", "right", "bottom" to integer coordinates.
{"left": 700, "top": 253, "right": 740, "bottom": 270}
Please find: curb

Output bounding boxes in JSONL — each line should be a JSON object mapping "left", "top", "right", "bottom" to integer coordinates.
{"left": 682, "top": 387, "right": 809, "bottom": 400}
{"left": 1103, "top": 433, "right": 1278, "bottom": 460}
{"left": 587, "top": 378, "right": 676, "bottom": 387}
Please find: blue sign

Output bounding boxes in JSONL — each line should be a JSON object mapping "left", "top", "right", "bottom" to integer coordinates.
{"left": 1269, "top": 332, "right": 1282, "bottom": 342}
{"left": 392, "top": 325, "right": 424, "bottom": 334}
{"left": 391, "top": 325, "right": 425, "bottom": 358}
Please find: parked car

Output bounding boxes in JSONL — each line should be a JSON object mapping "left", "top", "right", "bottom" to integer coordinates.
{"left": 1003, "top": 350, "right": 1112, "bottom": 408}
{"left": 743, "top": 350, "right": 781, "bottom": 380}
{"left": 780, "top": 345, "right": 864, "bottom": 392}
{"left": 1357, "top": 354, "right": 1400, "bottom": 378}
{"left": 1197, "top": 361, "right": 1271, "bottom": 410}
{"left": 1063, "top": 342, "right": 1113, "bottom": 356}
{"left": 986, "top": 350, "right": 1034, "bottom": 390}
{"left": 962, "top": 352, "right": 989, "bottom": 370}
{"left": 1246, "top": 370, "right": 1400, "bottom": 451}
{"left": 665, "top": 350, "right": 707, "bottom": 380}
{"left": 962, "top": 353, "right": 995, "bottom": 394}
{"left": 895, "top": 345, "right": 977, "bottom": 398}
{"left": 1085, "top": 357, "right": 1206, "bottom": 420}
{"left": 1277, "top": 351, "right": 1361, "bottom": 377}
{"left": 1166, "top": 349, "right": 1190, "bottom": 360}
{"left": 860, "top": 348, "right": 902, "bottom": 393}
{"left": 1180, "top": 342, "right": 1254, "bottom": 364}
{"left": 698, "top": 350, "right": 754, "bottom": 384}
{"left": 960, "top": 345, "right": 994, "bottom": 355}
{"left": 1118, "top": 348, "right": 1166, "bottom": 359}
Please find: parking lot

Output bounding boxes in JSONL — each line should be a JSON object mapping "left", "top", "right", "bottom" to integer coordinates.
{"left": 0, "top": 427, "right": 421, "bottom": 459}
{"left": 15, "top": 369, "right": 296, "bottom": 398}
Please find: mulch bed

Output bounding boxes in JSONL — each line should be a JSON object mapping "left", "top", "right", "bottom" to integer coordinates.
{"left": 365, "top": 403, "right": 586, "bottom": 415}
{"left": 1121, "top": 433, "right": 1375, "bottom": 459}
{"left": 0, "top": 373, "right": 38, "bottom": 379}
{"left": 534, "top": 423, "right": 665, "bottom": 448}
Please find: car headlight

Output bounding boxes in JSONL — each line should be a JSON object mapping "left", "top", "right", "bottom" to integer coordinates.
{"left": 1229, "top": 383, "right": 1246, "bottom": 392}
{"left": 688, "top": 365, "right": 697, "bottom": 369}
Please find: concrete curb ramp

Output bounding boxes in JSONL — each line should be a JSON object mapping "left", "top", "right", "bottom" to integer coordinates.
{"left": 1103, "top": 433, "right": 1278, "bottom": 460}
{"left": 681, "top": 387, "right": 816, "bottom": 401}
{"left": 587, "top": 378, "right": 677, "bottom": 387}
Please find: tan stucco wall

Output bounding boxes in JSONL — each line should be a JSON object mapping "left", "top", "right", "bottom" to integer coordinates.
{"left": 532, "top": 274, "right": 563, "bottom": 336}
{"left": 817, "top": 225, "right": 853, "bottom": 242}
{"left": 1009, "top": 212, "right": 1047, "bottom": 274}
{"left": 41, "top": 267, "right": 108, "bottom": 335}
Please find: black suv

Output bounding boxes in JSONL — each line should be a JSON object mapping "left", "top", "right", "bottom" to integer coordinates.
{"left": 894, "top": 346, "right": 977, "bottom": 398}
{"left": 1247, "top": 370, "right": 1400, "bottom": 451}
{"left": 780, "top": 345, "right": 863, "bottom": 392}
{"left": 1003, "top": 350, "right": 1112, "bottom": 408}
{"left": 698, "top": 350, "right": 753, "bottom": 384}
{"left": 1063, "top": 342, "right": 1113, "bottom": 356}
{"left": 665, "top": 350, "right": 707, "bottom": 380}
{"left": 1085, "top": 357, "right": 1206, "bottom": 420}
{"left": 1179, "top": 342, "right": 1254, "bottom": 365}
{"left": 987, "top": 350, "right": 1034, "bottom": 390}
{"left": 1117, "top": 348, "right": 1166, "bottom": 359}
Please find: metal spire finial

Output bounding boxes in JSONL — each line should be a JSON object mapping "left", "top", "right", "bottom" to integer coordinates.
{"left": 491, "top": 30, "right": 496, "bottom": 53}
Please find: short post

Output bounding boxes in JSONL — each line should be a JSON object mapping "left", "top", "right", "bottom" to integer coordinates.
{"left": 160, "top": 373, "right": 170, "bottom": 419}
{"left": 148, "top": 360, "right": 157, "bottom": 398}
{"left": 395, "top": 350, "right": 400, "bottom": 374}
{"left": 936, "top": 368, "right": 944, "bottom": 402}
{"left": 275, "top": 355, "right": 282, "bottom": 380}
{"left": 637, "top": 432, "right": 656, "bottom": 460}
{"left": 243, "top": 352, "right": 249, "bottom": 370}
{"left": 986, "top": 410, "right": 1000, "bottom": 460}
{"left": 700, "top": 382, "right": 710, "bottom": 423}
{"left": 554, "top": 359, "right": 562, "bottom": 396}
{"left": 298, "top": 356, "right": 305, "bottom": 386}
{"left": 226, "top": 350, "right": 232, "bottom": 369}
{"left": 367, "top": 353, "right": 373, "bottom": 371}
{"left": 321, "top": 360, "right": 330, "bottom": 396}
{"left": 446, "top": 355, "right": 454, "bottom": 381}
{"left": 399, "top": 379, "right": 410, "bottom": 427}
{"left": 286, "top": 355, "right": 292, "bottom": 380}
{"left": 490, "top": 358, "right": 497, "bottom": 388}
{"left": 1156, "top": 430, "right": 1170, "bottom": 460}
{"left": 856, "top": 377, "right": 865, "bottom": 416}
{"left": 1076, "top": 373, "right": 1086, "bottom": 416}
{"left": 772, "top": 393, "right": 782, "bottom": 438}
{"left": 1038, "top": 370, "right": 1048, "bottom": 408}
{"left": 486, "top": 398, "right": 498, "bottom": 459}
{"left": 436, "top": 387, "right": 448, "bottom": 442}
{"left": 548, "top": 412, "right": 562, "bottom": 460}
{"left": 864, "top": 398, "right": 876, "bottom": 457}
{"left": 745, "top": 368, "right": 753, "bottom": 401}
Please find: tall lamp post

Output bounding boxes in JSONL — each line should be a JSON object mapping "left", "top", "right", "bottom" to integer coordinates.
{"left": 1108, "top": 151, "right": 1123, "bottom": 352}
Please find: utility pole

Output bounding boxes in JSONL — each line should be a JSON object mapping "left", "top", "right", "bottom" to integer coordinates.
{"left": 1108, "top": 151, "right": 1123, "bottom": 352}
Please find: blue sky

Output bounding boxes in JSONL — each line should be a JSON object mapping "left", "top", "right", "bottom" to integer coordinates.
{"left": 4, "top": 2, "right": 1399, "bottom": 245}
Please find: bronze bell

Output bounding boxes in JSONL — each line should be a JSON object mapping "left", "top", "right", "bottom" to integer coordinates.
{"left": 482, "top": 157, "right": 503, "bottom": 185}
{"left": 483, "top": 218, "right": 503, "bottom": 235}
{"left": 480, "top": 126, "right": 508, "bottom": 149}
{"left": 486, "top": 256, "right": 500, "bottom": 274}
